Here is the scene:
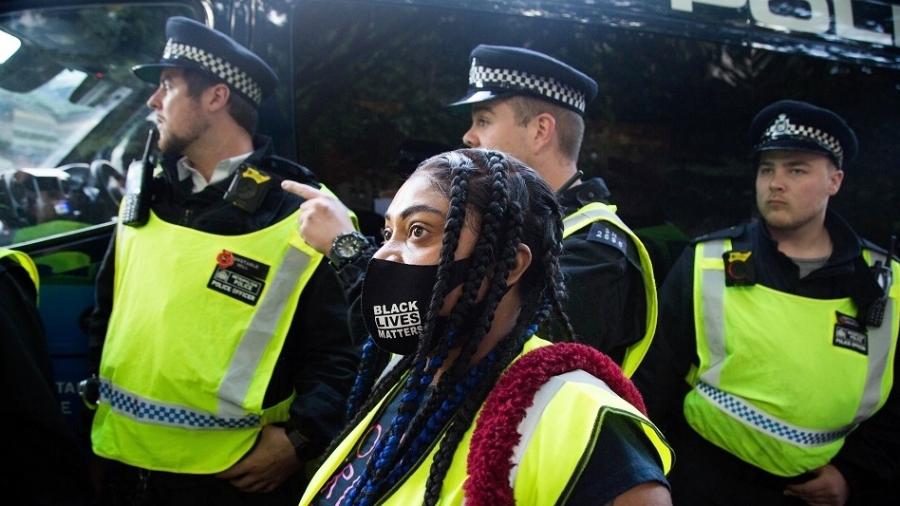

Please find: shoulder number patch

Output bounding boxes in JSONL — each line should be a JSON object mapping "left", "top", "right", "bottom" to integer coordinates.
{"left": 207, "top": 250, "right": 270, "bottom": 306}
{"left": 586, "top": 222, "right": 628, "bottom": 256}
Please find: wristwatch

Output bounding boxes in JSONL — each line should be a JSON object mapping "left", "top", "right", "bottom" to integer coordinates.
{"left": 328, "top": 231, "right": 368, "bottom": 269}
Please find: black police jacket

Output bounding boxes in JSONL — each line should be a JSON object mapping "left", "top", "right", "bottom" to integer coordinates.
{"left": 549, "top": 176, "right": 646, "bottom": 361}
{"left": 2, "top": 257, "right": 94, "bottom": 505}
{"left": 88, "top": 136, "right": 359, "bottom": 461}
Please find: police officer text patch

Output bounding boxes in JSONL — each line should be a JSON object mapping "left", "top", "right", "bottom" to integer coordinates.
{"left": 586, "top": 222, "right": 628, "bottom": 255}
{"left": 207, "top": 250, "right": 270, "bottom": 306}
{"left": 833, "top": 312, "right": 868, "bottom": 355}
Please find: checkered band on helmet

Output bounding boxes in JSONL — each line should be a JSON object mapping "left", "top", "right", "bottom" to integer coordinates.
{"left": 759, "top": 113, "right": 844, "bottom": 166}
{"left": 469, "top": 62, "right": 587, "bottom": 113}
{"left": 163, "top": 39, "right": 263, "bottom": 105}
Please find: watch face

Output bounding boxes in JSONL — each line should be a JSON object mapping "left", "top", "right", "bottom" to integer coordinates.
{"left": 333, "top": 232, "right": 365, "bottom": 260}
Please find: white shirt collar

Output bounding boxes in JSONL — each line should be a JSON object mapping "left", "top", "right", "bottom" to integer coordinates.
{"left": 176, "top": 152, "right": 253, "bottom": 193}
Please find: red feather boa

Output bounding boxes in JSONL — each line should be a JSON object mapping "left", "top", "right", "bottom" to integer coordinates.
{"left": 464, "top": 342, "right": 646, "bottom": 506}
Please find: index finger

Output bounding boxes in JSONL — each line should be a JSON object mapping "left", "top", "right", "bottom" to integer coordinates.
{"left": 282, "top": 180, "right": 328, "bottom": 200}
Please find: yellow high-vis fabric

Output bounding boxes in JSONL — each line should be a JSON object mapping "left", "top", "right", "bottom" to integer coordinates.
{"left": 92, "top": 208, "right": 322, "bottom": 473}
{"left": 0, "top": 247, "right": 39, "bottom": 293}
{"left": 685, "top": 239, "right": 898, "bottom": 476}
{"left": 299, "top": 337, "right": 672, "bottom": 505}
{"left": 562, "top": 202, "right": 658, "bottom": 377}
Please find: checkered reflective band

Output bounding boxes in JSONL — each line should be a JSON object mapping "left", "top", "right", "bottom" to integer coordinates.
{"left": 163, "top": 39, "right": 263, "bottom": 105}
{"left": 100, "top": 380, "right": 260, "bottom": 430}
{"left": 759, "top": 113, "right": 844, "bottom": 165}
{"left": 469, "top": 61, "right": 587, "bottom": 113}
{"left": 696, "top": 381, "right": 853, "bottom": 447}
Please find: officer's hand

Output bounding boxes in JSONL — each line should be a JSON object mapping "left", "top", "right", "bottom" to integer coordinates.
{"left": 216, "top": 424, "right": 301, "bottom": 493}
{"left": 783, "top": 464, "right": 849, "bottom": 506}
{"left": 282, "top": 181, "right": 356, "bottom": 255}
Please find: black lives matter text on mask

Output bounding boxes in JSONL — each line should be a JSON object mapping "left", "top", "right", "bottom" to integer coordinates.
{"left": 372, "top": 301, "right": 424, "bottom": 339}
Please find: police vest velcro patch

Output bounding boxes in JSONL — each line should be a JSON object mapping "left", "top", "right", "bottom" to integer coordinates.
{"left": 586, "top": 222, "right": 628, "bottom": 256}
{"left": 207, "top": 249, "right": 270, "bottom": 306}
{"left": 833, "top": 311, "right": 868, "bottom": 355}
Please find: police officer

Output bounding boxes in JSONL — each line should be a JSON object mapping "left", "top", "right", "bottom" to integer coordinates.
{"left": 87, "top": 17, "right": 358, "bottom": 505}
{"left": 636, "top": 100, "right": 899, "bottom": 505}
{"left": 450, "top": 45, "right": 658, "bottom": 376}
{"left": 1, "top": 247, "right": 93, "bottom": 505}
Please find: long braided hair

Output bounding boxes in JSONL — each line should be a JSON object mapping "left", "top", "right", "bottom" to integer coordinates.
{"left": 324, "top": 149, "right": 573, "bottom": 505}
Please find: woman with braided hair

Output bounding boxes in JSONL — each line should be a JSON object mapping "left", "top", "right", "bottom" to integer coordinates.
{"left": 284, "top": 149, "right": 672, "bottom": 505}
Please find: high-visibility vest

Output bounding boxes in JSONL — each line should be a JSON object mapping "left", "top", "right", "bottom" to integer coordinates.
{"left": 685, "top": 238, "right": 899, "bottom": 476}
{"left": 562, "top": 202, "right": 658, "bottom": 377}
{"left": 91, "top": 208, "right": 322, "bottom": 473}
{"left": 300, "top": 337, "right": 672, "bottom": 505}
{"left": 0, "top": 247, "right": 39, "bottom": 294}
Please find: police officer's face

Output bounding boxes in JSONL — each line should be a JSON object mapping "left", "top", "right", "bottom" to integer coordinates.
{"left": 374, "top": 171, "right": 479, "bottom": 315}
{"left": 755, "top": 150, "right": 844, "bottom": 232}
{"left": 146, "top": 69, "right": 208, "bottom": 157}
{"left": 462, "top": 100, "right": 533, "bottom": 164}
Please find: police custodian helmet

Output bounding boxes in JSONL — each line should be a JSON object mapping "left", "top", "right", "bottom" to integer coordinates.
{"left": 132, "top": 17, "right": 278, "bottom": 107}
{"left": 450, "top": 44, "right": 599, "bottom": 116}
{"left": 749, "top": 100, "right": 858, "bottom": 169}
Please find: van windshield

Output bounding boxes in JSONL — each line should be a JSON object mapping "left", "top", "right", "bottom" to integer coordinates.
{"left": 0, "top": 69, "right": 132, "bottom": 169}
{"left": 0, "top": 3, "right": 197, "bottom": 246}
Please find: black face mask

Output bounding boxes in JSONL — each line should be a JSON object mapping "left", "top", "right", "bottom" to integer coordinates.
{"left": 361, "top": 257, "right": 471, "bottom": 355}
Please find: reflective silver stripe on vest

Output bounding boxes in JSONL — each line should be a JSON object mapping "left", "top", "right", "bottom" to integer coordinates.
{"left": 99, "top": 379, "right": 260, "bottom": 430}
{"left": 562, "top": 204, "right": 625, "bottom": 235}
{"left": 217, "top": 245, "right": 313, "bottom": 417}
{"left": 855, "top": 251, "right": 895, "bottom": 424}
{"left": 695, "top": 381, "right": 852, "bottom": 446}
{"left": 699, "top": 240, "right": 728, "bottom": 385}
{"left": 698, "top": 240, "right": 895, "bottom": 431}
{"left": 509, "top": 370, "right": 612, "bottom": 487}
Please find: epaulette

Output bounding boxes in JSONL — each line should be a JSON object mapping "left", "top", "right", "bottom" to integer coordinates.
{"left": 263, "top": 155, "right": 321, "bottom": 189}
{"left": 860, "top": 237, "right": 898, "bottom": 261}
{"left": 692, "top": 223, "right": 747, "bottom": 245}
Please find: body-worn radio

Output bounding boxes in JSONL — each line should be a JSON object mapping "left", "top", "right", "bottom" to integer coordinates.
{"left": 121, "top": 129, "right": 158, "bottom": 227}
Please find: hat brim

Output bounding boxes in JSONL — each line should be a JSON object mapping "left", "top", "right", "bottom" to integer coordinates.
{"left": 448, "top": 89, "right": 513, "bottom": 108}
{"left": 132, "top": 62, "right": 183, "bottom": 84}
{"left": 754, "top": 139, "right": 841, "bottom": 165}
{"left": 132, "top": 60, "right": 212, "bottom": 85}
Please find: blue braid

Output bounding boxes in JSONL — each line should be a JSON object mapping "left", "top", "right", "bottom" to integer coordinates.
{"left": 380, "top": 349, "right": 501, "bottom": 487}
{"left": 347, "top": 357, "right": 430, "bottom": 506}
{"left": 345, "top": 337, "right": 380, "bottom": 418}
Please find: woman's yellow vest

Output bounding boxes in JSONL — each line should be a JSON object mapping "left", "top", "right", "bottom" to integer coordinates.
{"left": 562, "top": 202, "right": 658, "bottom": 377}
{"left": 685, "top": 238, "right": 899, "bottom": 477}
{"left": 300, "top": 337, "right": 672, "bottom": 505}
{"left": 0, "top": 248, "right": 39, "bottom": 293}
{"left": 91, "top": 209, "right": 322, "bottom": 473}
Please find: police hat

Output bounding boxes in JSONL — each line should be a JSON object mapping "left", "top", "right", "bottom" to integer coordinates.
{"left": 749, "top": 100, "right": 858, "bottom": 168}
{"left": 449, "top": 45, "right": 598, "bottom": 115}
{"left": 132, "top": 17, "right": 278, "bottom": 107}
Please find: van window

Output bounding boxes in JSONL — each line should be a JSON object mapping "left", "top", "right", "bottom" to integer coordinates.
{"left": 292, "top": 0, "right": 900, "bottom": 277}
{"left": 0, "top": 3, "right": 197, "bottom": 246}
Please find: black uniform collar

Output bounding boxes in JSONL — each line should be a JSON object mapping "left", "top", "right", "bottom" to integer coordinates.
{"left": 557, "top": 176, "right": 612, "bottom": 215}
{"left": 757, "top": 209, "right": 861, "bottom": 267}
{"left": 751, "top": 208, "right": 864, "bottom": 283}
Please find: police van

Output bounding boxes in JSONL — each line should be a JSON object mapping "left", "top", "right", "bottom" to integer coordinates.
{"left": 1, "top": 0, "right": 897, "bottom": 478}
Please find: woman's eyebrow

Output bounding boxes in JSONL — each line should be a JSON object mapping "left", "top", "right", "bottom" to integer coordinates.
{"left": 384, "top": 204, "right": 445, "bottom": 222}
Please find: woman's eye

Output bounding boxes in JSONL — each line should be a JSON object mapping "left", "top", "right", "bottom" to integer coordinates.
{"left": 410, "top": 225, "right": 426, "bottom": 238}
{"left": 380, "top": 228, "right": 392, "bottom": 241}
